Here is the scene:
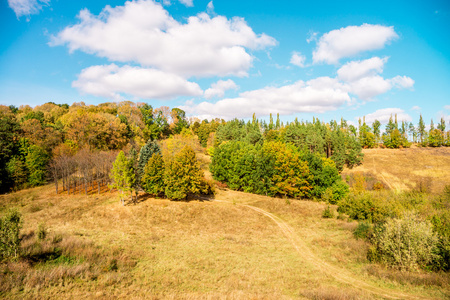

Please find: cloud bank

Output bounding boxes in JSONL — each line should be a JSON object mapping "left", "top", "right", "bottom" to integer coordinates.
{"left": 52, "top": 0, "right": 276, "bottom": 78}
{"left": 182, "top": 77, "right": 351, "bottom": 120}
{"left": 72, "top": 64, "right": 203, "bottom": 101}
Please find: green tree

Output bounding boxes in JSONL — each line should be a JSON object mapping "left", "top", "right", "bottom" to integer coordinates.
{"left": 110, "top": 151, "right": 135, "bottom": 205}
{"left": 164, "top": 146, "right": 209, "bottom": 200}
{"left": 0, "top": 110, "right": 22, "bottom": 193}
{"left": 25, "top": 145, "right": 49, "bottom": 187}
{"left": 141, "top": 153, "right": 165, "bottom": 196}
{"left": 138, "top": 140, "right": 161, "bottom": 177}
{"left": 428, "top": 129, "right": 444, "bottom": 147}
{"left": 263, "top": 141, "right": 312, "bottom": 198}
{"left": 372, "top": 119, "right": 381, "bottom": 145}
{"left": 171, "top": 108, "right": 189, "bottom": 134}
{"left": 418, "top": 114, "right": 426, "bottom": 145}
{"left": 437, "top": 117, "right": 446, "bottom": 132}
{"left": 6, "top": 156, "right": 28, "bottom": 191}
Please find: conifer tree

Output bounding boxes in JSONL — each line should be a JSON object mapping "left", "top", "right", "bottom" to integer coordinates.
{"left": 164, "top": 146, "right": 207, "bottom": 200}
{"left": 418, "top": 114, "right": 426, "bottom": 145}
{"left": 141, "top": 153, "right": 165, "bottom": 196}
{"left": 138, "top": 140, "right": 161, "bottom": 178}
{"left": 110, "top": 151, "right": 135, "bottom": 205}
{"left": 437, "top": 117, "right": 446, "bottom": 132}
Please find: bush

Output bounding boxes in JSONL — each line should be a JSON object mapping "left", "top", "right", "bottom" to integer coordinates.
{"left": 322, "top": 206, "right": 334, "bottom": 219}
{"left": 328, "top": 180, "right": 349, "bottom": 204}
{"left": 373, "top": 182, "right": 384, "bottom": 191}
{"left": 37, "top": 222, "right": 47, "bottom": 241}
{"left": 369, "top": 213, "right": 438, "bottom": 271}
{"left": 0, "top": 209, "right": 22, "bottom": 261}
{"left": 353, "top": 222, "right": 372, "bottom": 240}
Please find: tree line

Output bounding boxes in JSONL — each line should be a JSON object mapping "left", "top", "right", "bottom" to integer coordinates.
{"left": 1, "top": 101, "right": 449, "bottom": 195}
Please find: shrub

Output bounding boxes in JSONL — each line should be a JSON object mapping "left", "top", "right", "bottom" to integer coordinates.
{"left": 37, "top": 222, "right": 47, "bottom": 241}
{"left": 0, "top": 209, "right": 22, "bottom": 261}
{"left": 322, "top": 206, "right": 334, "bottom": 219}
{"left": 328, "top": 180, "right": 349, "bottom": 204}
{"left": 373, "top": 182, "right": 384, "bottom": 191}
{"left": 353, "top": 222, "right": 372, "bottom": 240}
{"left": 369, "top": 213, "right": 438, "bottom": 271}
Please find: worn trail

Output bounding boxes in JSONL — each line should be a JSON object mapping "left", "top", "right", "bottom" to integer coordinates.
{"left": 214, "top": 199, "right": 429, "bottom": 299}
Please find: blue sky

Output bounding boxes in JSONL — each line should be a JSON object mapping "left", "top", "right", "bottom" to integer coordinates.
{"left": 1, "top": 0, "right": 449, "bottom": 126}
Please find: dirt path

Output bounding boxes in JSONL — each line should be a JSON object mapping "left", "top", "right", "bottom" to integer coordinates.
{"left": 214, "top": 199, "right": 430, "bottom": 299}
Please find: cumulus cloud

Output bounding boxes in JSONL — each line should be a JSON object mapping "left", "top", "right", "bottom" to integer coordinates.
{"left": 182, "top": 77, "right": 351, "bottom": 119}
{"left": 290, "top": 51, "right": 306, "bottom": 67}
{"left": 445, "top": 105, "right": 450, "bottom": 111}
{"left": 313, "top": 24, "right": 398, "bottom": 64}
{"left": 390, "top": 75, "right": 415, "bottom": 89}
{"left": 51, "top": 0, "right": 276, "bottom": 78}
{"left": 336, "top": 57, "right": 414, "bottom": 100}
{"left": 204, "top": 79, "right": 238, "bottom": 99}
{"left": 72, "top": 64, "right": 203, "bottom": 100}
{"left": 7, "top": 0, "right": 49, "bottom": 19}
{"left": 411, "top": 105, "right": 421, "bottom": 111}
{"left": 362, "top": 108, "right": 412, "bottom": 125}
{"left": 337, "top": 57, "right": 388, "bottom": 82}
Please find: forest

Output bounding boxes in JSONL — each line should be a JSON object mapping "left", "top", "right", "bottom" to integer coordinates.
{"left": 1, "top": 101, "right": 448, "bottom": 197}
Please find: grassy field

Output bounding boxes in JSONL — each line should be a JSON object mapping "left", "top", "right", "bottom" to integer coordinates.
{"left": 1, "top": 184, "right": 449, "bottom": 299}
{"left": 341, "top": 147, "right": 450, "bottom": 194}
{"left": 1, "top": 147, "right": 450, "bottom": 299}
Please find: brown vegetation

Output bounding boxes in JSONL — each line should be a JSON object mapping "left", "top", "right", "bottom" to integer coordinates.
{"left": 1, "top": 184, "right": 448, "bottom": 299}
{"left": 342, "top": 147, "right": 450, "bottom": 193}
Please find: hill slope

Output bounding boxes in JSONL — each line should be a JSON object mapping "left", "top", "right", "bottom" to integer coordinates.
{"left": 342, "top": 147, "right": 450, "bottom": 193}
{"left": 1, "top": 184, "right": 449, "bottom": 299}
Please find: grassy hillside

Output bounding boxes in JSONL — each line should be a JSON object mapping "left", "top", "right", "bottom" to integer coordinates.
{"left": 342, "top": 147, "right": 450, "bottom": 194}
{"left": 1, "top": 182, "right": 449, "bottom": 299}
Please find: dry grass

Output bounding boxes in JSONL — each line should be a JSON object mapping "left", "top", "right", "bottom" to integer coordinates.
{"left": 342, "top": 147, "right": 450, "bottom": 194}
{"left": 0, "top": 183, "right": 449, "bottom": 299}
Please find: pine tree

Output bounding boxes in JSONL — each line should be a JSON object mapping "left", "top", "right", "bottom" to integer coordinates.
{"left": 418, "top": 114, "right": 426, "bottom": 145}
{"left": 109, "top": 151, "right": 135, "bottom": 205}
{"left": 437, "top": 117, "right": 446, "bottom": 132}
{"left": 141, "top": 153, "right": 165, "bottom": 196}
{"left": 138, "top": 140, "right": 161, "bottom": 178}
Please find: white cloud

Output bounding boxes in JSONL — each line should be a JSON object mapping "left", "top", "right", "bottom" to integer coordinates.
{"left": 51, "top": 0, "right": 276, "bottom": 78}
{"left": 444, "top": 105, "right": 450, "bottom": 111}
{"left": 207, "top": 1, "right": 214, "bottom": 14}
{"left": 347, "top": 75, "right": 392, "bottom": 100}
{"left": 411, "top": 105, "right": 421, "bottom": 111}
{"left": 306, "top": 31, "right": 318, "bottom": 43}
{"left": 336, "top": 57, "right": 414, "bottom": 100}
{"left": 7, "top": 0, "right": 49, "bottom": 19}
{"left": 290, "top": 51, "right": 306, "bottom": 67}
{"left": 313, "top": 24, "right": 398, "bottom": 64}
{"left": 362, "top": 108, "right": 412, "bottom": 125}
{"left": 204, "top": 79, "right": 238, "bottom": 99}
{"left": 182, "top": 77, "right": 351, "bottom": 119}
{"left": 178, "top": 0, "right": 193, "bottom": 7}
{"left": 72, "top": 64, "right": 203, "bottom": 100}
{"left": 389, "top": 75, "right": 414, "bottom": 89}
{"left": 337, "top": 57, "right": 388, "bottom": 82}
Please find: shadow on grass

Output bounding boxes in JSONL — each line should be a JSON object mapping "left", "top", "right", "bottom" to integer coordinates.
{"left": 128, "top": 192, "right": 215, "bottom": 205}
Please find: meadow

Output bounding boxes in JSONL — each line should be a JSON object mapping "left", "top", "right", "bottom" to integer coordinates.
{"left": 1, "top": 146, "right": 450, "bottom": 299}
